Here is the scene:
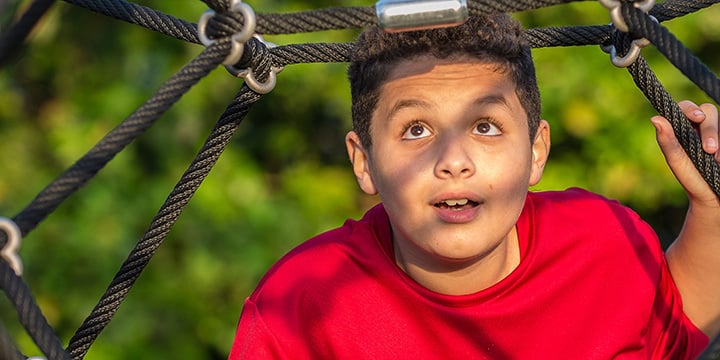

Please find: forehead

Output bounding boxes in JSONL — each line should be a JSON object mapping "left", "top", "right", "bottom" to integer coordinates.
{"left": 377, "top": 55, "right": 520, "bottom": 111}
{"left": 384, "top": 54, "right": 509, "bottom": 84}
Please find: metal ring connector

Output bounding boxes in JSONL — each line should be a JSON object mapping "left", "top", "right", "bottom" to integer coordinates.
{"left": 0, "top": 217, "right": 23, "bottom": 275}
{"left": 610, "top": 36, "right": 649, "bottom": 67}
{"left": 599, "top": 0, "right": 655, "bottom": 33}
{"left": 604, "top": 15, "right": 658, "bottom": 67}
{"left": 197, "top": 0, "right": 258, "bottom": 66}
{"left": 226, "top": 35, "right": 284, "bottom": 94}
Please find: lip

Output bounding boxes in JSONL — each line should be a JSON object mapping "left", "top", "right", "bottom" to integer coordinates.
{"left": 434, "top": 204, "right": 481, "bottom": 223}
{"left": 430, "top": 192, "right": 483, "bottom": 224}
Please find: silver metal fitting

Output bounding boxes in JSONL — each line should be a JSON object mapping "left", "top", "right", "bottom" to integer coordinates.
{"left": 226, "top": 35, "right": 283, "bottom": 94}
{"left": 376, "top": 0, "right": 468, "bottom": 33}
{"left": 599, "top": 0, "right": 655, "bottom": 33}
{"left": 197, "top": 0, "right": 257, "bottom": 66}
{"left": 0, "top": 217, "right": 22, "bottom": 275}
{"left": 602, "top": 15, "right": 658, "bottom": 67}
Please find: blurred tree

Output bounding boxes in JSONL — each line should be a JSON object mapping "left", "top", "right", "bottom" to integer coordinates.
{"left": 0, "top": 1, "right": 718, "bottom": 358}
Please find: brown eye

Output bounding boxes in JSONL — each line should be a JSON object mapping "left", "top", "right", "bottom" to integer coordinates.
{"left": 473, "top": 121, "right": 502, "bottom": 136}
{"left": 476, "top": 123, "right": 491, "bottom": 134}
{"left": 402, "top": 122, "right": 431, "bottom": 139}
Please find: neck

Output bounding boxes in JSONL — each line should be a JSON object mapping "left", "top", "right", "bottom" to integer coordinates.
{"left": 394, "top": 227, "right": 520, "bottom": 296}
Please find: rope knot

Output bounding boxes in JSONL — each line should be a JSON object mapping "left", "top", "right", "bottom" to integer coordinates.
{"left": 600, "top": 3, "right": 658, "bottom": 68}
{"left": 197, "top": 0, "right": 281, "bottom": 93}
{"left": 227, "top": 35, "right": 284, "bottom": 94}
{"left": 197, "top": 0, "right": 257, "bottom": 66}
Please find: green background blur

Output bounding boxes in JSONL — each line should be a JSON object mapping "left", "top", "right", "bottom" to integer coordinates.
{"left": 1, "top": 0, "right": 719, "bottom": 358}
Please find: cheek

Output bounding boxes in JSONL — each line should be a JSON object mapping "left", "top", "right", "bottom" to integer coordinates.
{"left": 481, "top": 150, "right": 534, "bottom": 192}
{"left": 370, "top": 148, "right": 428, "bottom": 194}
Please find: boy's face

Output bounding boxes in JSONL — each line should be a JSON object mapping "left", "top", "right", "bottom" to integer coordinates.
{"left": 346, "top": 55, "right": 550, "bottom": 284}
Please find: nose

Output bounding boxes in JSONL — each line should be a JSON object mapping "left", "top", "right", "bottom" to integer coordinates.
{"left": 433, "top": 135, "right": 476, "bottom": 179}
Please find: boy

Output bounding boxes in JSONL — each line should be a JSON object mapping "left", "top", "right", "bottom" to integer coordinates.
{"left": 228, "top": 13, "right": 720, "bottom": 358}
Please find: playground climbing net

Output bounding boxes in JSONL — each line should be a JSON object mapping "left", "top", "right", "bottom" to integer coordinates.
{"left": 1, "top": 0, "right": 720, "bottom": 358}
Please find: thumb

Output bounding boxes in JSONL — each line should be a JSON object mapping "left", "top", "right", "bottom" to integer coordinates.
{"left": 651, "top": 115, "right": 716, "bottom": 203}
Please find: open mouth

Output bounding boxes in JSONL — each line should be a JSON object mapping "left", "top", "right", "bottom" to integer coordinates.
{"left": 434, "top": 199, "right": 479, "bottom": 210}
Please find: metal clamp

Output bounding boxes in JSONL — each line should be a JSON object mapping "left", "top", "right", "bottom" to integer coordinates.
{"left": 599, "top": 0, "right": 655, "bottom": 33}
{"left": 197, "top": 0, "right": 257, "bottom": 66}
{"left": 602, "top": 15, "right": 658, "bottom": 67}
{"left": 376, "top": 0, "right": 468, "bottom": 32}
{"left": 0, "top": 217, "right": 23, "bottom": 275}
{"left": 226, "top": 35, "right": 283, "bottom": 94}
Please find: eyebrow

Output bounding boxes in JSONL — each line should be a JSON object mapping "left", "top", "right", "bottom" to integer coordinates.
{"left": 387, "top": 93, "right": 512, "bottom": 120}
{"left": 473, "top": 94, "right": 512, "bottom": 110}
{"left": 387, "top": 99, "right": 432, "bottom": 120}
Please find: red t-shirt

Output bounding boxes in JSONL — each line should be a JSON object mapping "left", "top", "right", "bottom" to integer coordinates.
{"left": 229, "top": 188, "right": 708, "bottom": 359}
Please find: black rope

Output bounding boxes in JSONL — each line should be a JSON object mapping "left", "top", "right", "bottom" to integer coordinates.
{"left": 61, "top": 0, "right": 200, "bottom": 43}
{"left": 0, "top": 262, "right": 69, "bottom": 360}
{"left": 65, "top": 32, "right": 279, "bottom": 358}
{"left": 525, "top": 25, "right": 611, "bottom": 48}
{"left": 622, "top": 3, "right": 720, "bottom": 105}
{"left": 627, "top": 56, "right": 720, "bottom": 197}
{"left": 65, "top": 85, "right": 263, "bottom": 360}
{"left": 0, "top": 0, "right": 56, "bottom": 67}
{"left": 467, "top": 0, "right": 589, "bottom": 14}
{"left": 650, "top": 0, "right": 720, "bottom": 22}
{"left": 11, "top": 41, "right": 231, "bottom": 238}
{"left": 269, "top": 42, "right": 354, "bottom": 66}
{"left": 56, "top": 0, "right": 716, "bottom": 47}
{"left": 0, "top": 320, "right": 24, "bottom": 360}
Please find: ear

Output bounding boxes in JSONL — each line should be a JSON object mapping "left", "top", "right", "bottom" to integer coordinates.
{"left": 529, "top": 120, "right": 551, "bottom": 186}
{"left": 345, "top": 131, "right": 378, "bottom": 195}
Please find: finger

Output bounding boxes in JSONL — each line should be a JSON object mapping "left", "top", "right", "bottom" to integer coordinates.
{"left": 678, "top": 100, "right": 705, "bottom": 124}
{"left": 698, "top": 103, "right": 720, "bottom": 159}
{"left": 651, "top": 115, "right": 709, "bottom": 198}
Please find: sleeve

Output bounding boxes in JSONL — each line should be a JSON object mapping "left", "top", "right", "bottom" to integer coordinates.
{"left": 228, "top": 299, "right": 288, "bottom": 360}
{"left": 651, "top": 256, "right": 709, "bottom": 359}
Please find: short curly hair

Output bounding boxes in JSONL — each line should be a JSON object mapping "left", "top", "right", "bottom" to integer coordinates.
{"left": 347, "top": 13, "right": 540, "bottom": 149}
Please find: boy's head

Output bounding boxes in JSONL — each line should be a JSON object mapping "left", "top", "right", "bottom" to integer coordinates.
{"left": 343, "top": 13, "right": 551, "bottom": 290}
{"left": 347, "top": 13, "right": 540, "bottom": 149}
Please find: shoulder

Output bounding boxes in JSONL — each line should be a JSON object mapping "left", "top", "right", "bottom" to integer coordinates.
{"left": 526, "top": 187, "right": 662, "bottom": 263}
{"left": 249, "top": 204, "right": 392, "bottom": 302}
{"left": 529, "top": 187, "right": 647, "bottom": 228}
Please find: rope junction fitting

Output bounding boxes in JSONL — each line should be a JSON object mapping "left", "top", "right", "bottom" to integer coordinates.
{"left": 599, "top": 0, "right": 655, "bottom": 33}
{"left": 197, "top": 0, "right": 257, "bottom": 66}
{"left": 0, "top": 0, "right": 719, "bottom": 359}
{"left": 0, "top": 217, "right": 22, "bottom": 276}
{"left": 376, "top": 0, "right": 469, "bottom": 32}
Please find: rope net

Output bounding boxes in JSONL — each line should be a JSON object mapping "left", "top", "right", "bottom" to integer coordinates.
{"left": 0, "top": 0, "right": 719, "bottom": 358}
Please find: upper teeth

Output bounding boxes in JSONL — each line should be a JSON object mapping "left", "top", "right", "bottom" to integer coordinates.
{"left": 444, "top": 199, "right": 468, "bottom": 206}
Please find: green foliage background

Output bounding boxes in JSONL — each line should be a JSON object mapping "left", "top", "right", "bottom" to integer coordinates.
{"left": 0, "top": 1, "right": 718, "bottom": 358}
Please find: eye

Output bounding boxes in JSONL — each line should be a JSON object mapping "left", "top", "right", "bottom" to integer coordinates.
{"left": 402, "top": 122, "right": 432, "bottom": 140}
{"left": 473, "top": 120, "right": 502, "bottom": 136}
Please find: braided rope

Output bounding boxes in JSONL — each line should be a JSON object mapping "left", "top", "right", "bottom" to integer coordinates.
{"left": 622, "top": 3, "right": 720, "bottom": 105}
{"left": 0, "top": 321, "right": 24, "bottom": 360}
{"left": 11, "top": 41, "right": 231, "bottom": 237}
{"left": 628, "top": 55, "right": 720, "bottom": 197}
{"left": 650, "top": 0, "right": 719, "bottom": 21}
{"left": 61, "top": 0, "right": 200, "bottom": 43}
{"left": 66, "top": 85, "right": 263, "bottom": 360}
{"left": 0, "top": 262, "right": 69, "bottom": 359}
